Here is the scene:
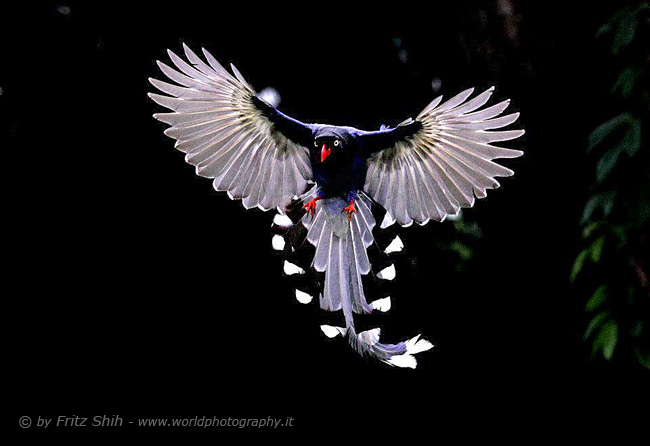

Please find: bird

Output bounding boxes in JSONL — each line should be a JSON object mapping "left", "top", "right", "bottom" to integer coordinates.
{"left": 148, "top": 44, "right": 525, "bottom": 368}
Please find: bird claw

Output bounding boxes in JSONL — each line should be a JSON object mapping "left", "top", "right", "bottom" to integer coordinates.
{"left": 303, "top": 197, "right": 320, "bottom": 216}
{"left": 342, "top": 200, "right": 357, "bottom": 221}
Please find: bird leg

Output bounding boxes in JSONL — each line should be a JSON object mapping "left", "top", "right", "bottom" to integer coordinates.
{"left": 303, "top": 196, "right": 321, "bottom": 216}
{"left": 342, "top": 199, "right": 357, "bottom": 221}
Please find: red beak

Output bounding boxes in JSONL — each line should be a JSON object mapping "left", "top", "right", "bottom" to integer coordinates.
{"left": 320, "top": 144, "right": 332, "bottom": 163}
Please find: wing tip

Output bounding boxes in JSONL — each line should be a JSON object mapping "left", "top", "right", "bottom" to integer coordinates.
{"left": 147, "top": 92, "right": 171, "bottom": 108}
{"left": 201, "top": 47, "right": 214, "bottom": 60}
{"left": 147, "top": 92, "right": 162, "bottom": 102}
{"left": 147, "top": 77, "right": 163, "bottom": 90}
{"left": 508, "top": 112, "right": 522, "bottom": 125}
{"left": 155, "top": 59, "right": 169, "bottom": 72}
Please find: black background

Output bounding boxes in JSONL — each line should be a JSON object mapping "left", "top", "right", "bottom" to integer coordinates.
{"left": 6, "top": 0, "right": 648, "bottom": 435}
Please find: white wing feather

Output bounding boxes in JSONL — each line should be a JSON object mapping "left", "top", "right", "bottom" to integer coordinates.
{"left": 364, "top": 86, "right": 524, "bottom": 226}
{"left": 149, "top": 44, "right": 312, "bottom": 211}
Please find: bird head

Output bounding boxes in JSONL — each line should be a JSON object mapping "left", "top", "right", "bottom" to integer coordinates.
{"left": 313, "top": 137, "right": 343, "bottom": 163}
{"left": 313, "top": 128, "right": 350, "bottom": 163}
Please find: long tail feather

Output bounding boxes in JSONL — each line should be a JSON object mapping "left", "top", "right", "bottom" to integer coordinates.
{"left": 301, "top": 193, "right": 433, "bottom": 368}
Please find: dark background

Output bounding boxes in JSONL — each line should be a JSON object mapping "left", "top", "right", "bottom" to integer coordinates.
{"left": 6, "top": 0, "right": 649, "bottom": 434}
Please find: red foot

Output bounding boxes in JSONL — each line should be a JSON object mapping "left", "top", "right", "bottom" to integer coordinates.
{"left": 303, "top": 197, "right": 321, "bottom": 216}
{"left": 342, "top": 199, "right": 357, "bottom": 221}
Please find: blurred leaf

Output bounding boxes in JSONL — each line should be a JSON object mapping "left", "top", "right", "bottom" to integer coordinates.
{"left": 450, "top": 241, "right": 473, "bottom": 261}
{"left": 590, "top": 236, "right": 605, "bottom": 262}
{"left": 634, "top": 348, "right": 650, "bottom": 370}
{"left": 612, "top": 11, "right": 637, "bottom": 54}
{"left": 610, "top": 225, "right": 627, "bottom": 248}
{"left": 596, "top": 145, "right": 623, "bottom": 182}
{"left": 588, "top": 113, "right": 631, "bottom": 152}
{"left": 585, "top": 311, "right": 610, "bottom": 340}
{"left": 571, "top": 249, "right": 589, "bottom": 283}
{"left": 595, "top": 7, "right": 626, "bottom": 37}
{"left": 621, "top": 118, "right": 642, "bottom": 156}
{"left": 581, "top": 191, "right": 616, "bottom": 224}
{"left": 601, "top": 191, "right": 616, "bottom": 216}
{"left": 581, "top": 196, "right": 601, "bottom": 225}
{"left": 582, "top": 222, "right": 600, "bottom": 238}
{"left": 593, "top": 119, "right": 642, "bottom": 182}
{"left": 611, "top": 67, "right": 641, "bottom": 98}
{"left": 586, "top": 285, "right": 607, "bottom": 311}
{"left": 453, "top": 220, "right": 482, "bottom": 238}
{"left": 593, "top": 321, "right": 618, "bottom": 360}
{"left": 595, "top": 22, "right": 612, "bottom": 37}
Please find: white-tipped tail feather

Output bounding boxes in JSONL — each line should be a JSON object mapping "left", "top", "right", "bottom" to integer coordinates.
{"left": 271, "top": 235, "right": 286, "bottom": 251}
{"left": 384, "top": 236, "right": 404, "bottom": 254}
{"left": 295, "top": 289, "right": 313, "bottom": 304}
{"left": 283, "top": 261, "right": 305, "bottom": 275}
{"left": 383, "top": 335, "right": 435, "bottom": 369}
{"left": 377, "top": 264, "right": 396, "bottom": 281}
{"left": 370, "top": 296, "right": 392, "bottom": 312}
{"left": 320, "top": 325, "right": 347, "bottom": 338}
{"left": 273, "top": 214, "right": 293, "bottom": 227}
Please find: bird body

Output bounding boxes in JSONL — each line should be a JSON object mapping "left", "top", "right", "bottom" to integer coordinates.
{"left": 149, "top": 44, "right": 525, "bottom": 367}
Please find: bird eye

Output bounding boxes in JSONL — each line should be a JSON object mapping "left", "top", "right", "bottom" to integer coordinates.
{"left": 314, "top": 141, "right": 318, "bottom": 147}
{"left": 334, "top": 140, "right": 340, "bottom": 147}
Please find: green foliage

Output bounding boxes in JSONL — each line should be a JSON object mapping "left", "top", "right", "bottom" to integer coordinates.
{"left": 570, "top": 235, "right": 607, "bottom": 283}
{"left": 584, "top": 310, "right": 610, "bottom": 340}
{"left": 449, "top": 241, "right": 473, "bottom": 261}
{"left": 612, "top": 67, "right": 642, "bottom": 98}
{"left": 571, "top": 249, "right": 589, "bottom": 283}
{"left": 588, "top": 113, "right": 631, "bottom": 152}
{"left": 589, "top": 114, "right": 642, "bottom": 182}
{"left": 436, "top": 214, "right": 482, "bottom": 272}
{"left": 586, "top": 285, "right": 607, "bottom": 311}
{"left": 580, "top": 192, "right": 616, "bottom": 224}
{"left": 593, "top": 320, "right": 618, "bottom": 360}
{"left": 589, "top": 236, "right": 605, "bottom": 263}
{"left": 621, "top": 118, "right": 642, "bottom": 157}
{"left": 573, "top": 2, "right": 650, "bottom": 368}
{"left": 596, "top": 3, "right": 649, "bottom": 54}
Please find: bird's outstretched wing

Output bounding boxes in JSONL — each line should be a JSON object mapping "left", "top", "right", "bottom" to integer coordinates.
{"left": 149, "top": 44, "right": 314, "bottom": 211}
{"left": 361, "top": 87, "right": 524, "bottom": 226}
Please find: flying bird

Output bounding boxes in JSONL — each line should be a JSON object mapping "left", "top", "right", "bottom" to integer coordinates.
{"left": 148, "top": 44, "right": 524, "bottom": 368}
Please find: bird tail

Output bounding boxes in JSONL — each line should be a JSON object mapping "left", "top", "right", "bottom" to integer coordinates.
{"left": 301, "top": 192, "right": 433, "bottom": 368}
